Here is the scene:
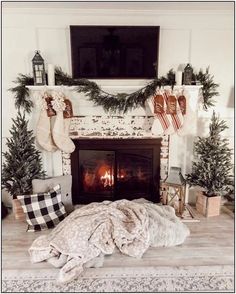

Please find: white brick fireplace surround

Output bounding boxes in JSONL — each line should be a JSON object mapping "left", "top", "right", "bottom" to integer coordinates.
{"left": 28, "top": 82, "right": 201, "bottom": 186}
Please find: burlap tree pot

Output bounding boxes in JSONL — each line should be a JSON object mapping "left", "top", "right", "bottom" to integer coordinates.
{"left": 12, "top": 199, "right": 26, "bottom": 221}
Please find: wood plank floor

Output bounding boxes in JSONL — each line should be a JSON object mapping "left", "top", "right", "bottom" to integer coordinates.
{"left": 2, "top": 207, "right": 234, "bottom": 271}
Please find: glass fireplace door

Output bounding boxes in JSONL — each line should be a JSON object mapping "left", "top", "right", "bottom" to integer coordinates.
{"left": 79, "top": 150, "right": 115, "bottom": 200}
{"left": 116, "top": 149, "right": 153, "bottom": 199}
{"left": 71, "top": 138, "right": 161, "bottom": 204}
{"left": 78, "top": 148, "right": 154, "bottom": 203}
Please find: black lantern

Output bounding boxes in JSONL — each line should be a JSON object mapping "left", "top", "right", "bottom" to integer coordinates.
{"left": 183, "top": 63, "right": 193, "bottom": 85}
{"left": 32, "top": 50, "right": 46, "bottom": 85}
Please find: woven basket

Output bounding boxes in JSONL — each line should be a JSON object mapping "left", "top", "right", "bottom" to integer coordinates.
{"left": 12, "top": 199, "right": 26, "bottom": 221}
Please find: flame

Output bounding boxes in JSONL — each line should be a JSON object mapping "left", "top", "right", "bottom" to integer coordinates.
{"left": 118, "top": 168, "right": 126, "bottom": 180}
{"left": 100, "top": 170, "right": 114, "bottom": 187}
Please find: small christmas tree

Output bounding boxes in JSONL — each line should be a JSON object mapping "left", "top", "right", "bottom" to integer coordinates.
{"left": 186, "top": 111, "right": 233, "bottom": 197}
{"left": 2, "top": 111, "right": 45, "bottom": 198}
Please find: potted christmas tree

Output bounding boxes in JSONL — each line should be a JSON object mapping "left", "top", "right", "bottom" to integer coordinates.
{"left": 2, "top": 111, "right": 45, "bottom": 220}
{"left": 186, "top": 111, "right": 233, "bottom": 217}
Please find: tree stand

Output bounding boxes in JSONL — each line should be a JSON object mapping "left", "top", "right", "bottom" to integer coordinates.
{"left": 12, "top": 199, "right": 26, "bottom": 221}
{"left": 196, "top": 190, "right": 221, "bottom": 217}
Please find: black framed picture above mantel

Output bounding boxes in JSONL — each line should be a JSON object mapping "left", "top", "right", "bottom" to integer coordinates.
{"left": 70, "top": 25, "right": 160, "bottom": 79}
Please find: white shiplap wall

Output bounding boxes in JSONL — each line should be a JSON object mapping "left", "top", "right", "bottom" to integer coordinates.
{"left": 2, "top": 4, "right": 234, "bottom": 181}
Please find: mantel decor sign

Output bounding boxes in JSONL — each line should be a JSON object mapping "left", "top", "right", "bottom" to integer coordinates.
{"left": 10, "top": 66, "right": 219, "bottom": 114}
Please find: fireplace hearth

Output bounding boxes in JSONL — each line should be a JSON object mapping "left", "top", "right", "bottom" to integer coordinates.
{"left": 71, "top": 138, "right": 161, "bottom": 204}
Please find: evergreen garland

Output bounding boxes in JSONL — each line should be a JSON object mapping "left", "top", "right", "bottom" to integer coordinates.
{"left": 195, "top": 67, "right": 219, "bottom": 110}
{"left": 186, "top": 111, "right": 233, "bottom": 196}
{"left": 72, "top": 69, "right": 175, "bottom": 113}
{"left": 55, "top": 67, "right": 176, "bottom": 113}
{"left": 10, "top": 74, "right": 34, "bottom": 113}
{"left": 2, "top": 111, "right": 46, "bottom": 198}
{"left": 9, "top": 66, "right": 218, "bottom": 113}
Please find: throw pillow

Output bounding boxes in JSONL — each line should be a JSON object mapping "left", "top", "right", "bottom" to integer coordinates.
{"left": 17, "top": 185, "right": 67, "bottom": 232}
{"left": 32, "top": 175, "right": 74, "bottom": 213}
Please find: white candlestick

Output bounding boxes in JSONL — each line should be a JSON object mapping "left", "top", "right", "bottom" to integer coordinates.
{"left": 48, "top": 64, "right": 55, "bottom": 86}
{"left": 176, "top": 71, "right": 182, "bottom": 86}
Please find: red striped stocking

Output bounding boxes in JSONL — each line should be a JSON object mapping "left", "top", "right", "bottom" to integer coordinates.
{"left": 177, "top": 93, "right": 190, "bottom": 136}
{"left": 163, "top": 91, "right": 184, "bottom": 133}
{"left": 150, "top": 94, "right": 171, "bottom": 135}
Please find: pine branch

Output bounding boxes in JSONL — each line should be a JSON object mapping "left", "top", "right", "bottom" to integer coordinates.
{"left": 9, "top": 74, "right": 34, "bottom": 113}
{"left": 196, "top": 67, "right": 219, "bottom": 110}
{"left": 55, "top": 67, "right": 75, "bottom": 86}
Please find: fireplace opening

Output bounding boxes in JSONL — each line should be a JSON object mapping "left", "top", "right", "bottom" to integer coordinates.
{"left": 71, "top": 139, "right": 161, "bottom": 204}
{"left": 80, "top": 150, "right": 114, "bottom": 196}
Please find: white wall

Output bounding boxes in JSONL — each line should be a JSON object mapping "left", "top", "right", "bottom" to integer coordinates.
{"left": 2, "top": 3, "right": 234, "bottom": 179}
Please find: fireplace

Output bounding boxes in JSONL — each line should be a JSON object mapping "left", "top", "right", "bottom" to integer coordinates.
{"left": 71, "top": 138, "right": 161, "bottom": 204}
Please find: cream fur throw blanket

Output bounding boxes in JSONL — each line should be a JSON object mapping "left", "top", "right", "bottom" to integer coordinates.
{"left": 29, "top": 199, "right": 190, "bottom": 283}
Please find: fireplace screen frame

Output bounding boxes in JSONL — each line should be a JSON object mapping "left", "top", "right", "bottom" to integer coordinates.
{"left": 71, "top": 138, "right": 161, "bottom": 204}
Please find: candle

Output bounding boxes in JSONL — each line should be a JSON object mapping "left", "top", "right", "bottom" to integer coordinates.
{"left": 176, "top": 71, "right": 182, "bottom": 86}
{"left": 48, "top": 64, "right": 55, "bottom": 86}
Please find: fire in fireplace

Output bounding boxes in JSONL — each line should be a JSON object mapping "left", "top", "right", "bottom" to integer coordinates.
{"left": 80, "top": 150, "right": 115, "bottom": 195}
{"left": 100, "top": 169, "right": 114, "bottom": 188}
{"left": 71, "top": 139, "right": 161, "bottom": 204}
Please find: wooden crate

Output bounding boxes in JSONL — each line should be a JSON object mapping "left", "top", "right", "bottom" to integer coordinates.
{"left": 12, "top": 199, "right": 26, "bottom": 221}
{"left": 196, "top": 191, "right": 221, "bottom": 217}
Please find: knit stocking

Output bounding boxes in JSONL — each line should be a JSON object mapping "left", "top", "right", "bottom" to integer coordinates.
{"left": 177, "top": 93, "right": 190, "bottom": 136}
{"left": 36, "top": 97, "right": 57, "bottom": 152}
{"left": 163, "top": 91, "right": 183, "bottom": 134}
{"left": 150, "top": 95, "right": 171, "bottom": 135}
{"left": 52, "top": 93, "right": 75, "bottom": 154}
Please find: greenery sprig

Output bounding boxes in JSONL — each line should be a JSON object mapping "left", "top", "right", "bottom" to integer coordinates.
{"left": 9, "top": 66, "right": 219, "bottom": 114}
{"left": 195, "top": 67, "right": 219, "bottom": 110}
{"left": 10, "top": 74, "right": 34, "bottom": 113}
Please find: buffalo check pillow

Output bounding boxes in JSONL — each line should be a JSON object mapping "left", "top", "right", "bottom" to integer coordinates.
{"left": 17, "top": 184, "right": 67, "bottom": 232}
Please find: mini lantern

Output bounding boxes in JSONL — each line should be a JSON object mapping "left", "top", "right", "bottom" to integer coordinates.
{"left": 183, "top": 63, "right": 193, "bottom": 85}
{"left": 161, "top": 167, "right": 186, "bottom": 217}
{"left": 32, "top": 50, "right": 46, "bottom": 85}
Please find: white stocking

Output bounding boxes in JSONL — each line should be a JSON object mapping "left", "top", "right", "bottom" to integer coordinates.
{"left": 51, "top": 92, "right": 75, "bottom": 154}
{"left": 36, "top": 108, "right": 57, "bottom": 152}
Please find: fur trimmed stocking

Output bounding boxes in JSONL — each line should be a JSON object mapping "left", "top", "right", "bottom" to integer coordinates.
{"left": 36, "top": 95, "right": 57, "bottom": 152}
{"left": 52, "top": 92, "right": 75, "bottom": 154}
